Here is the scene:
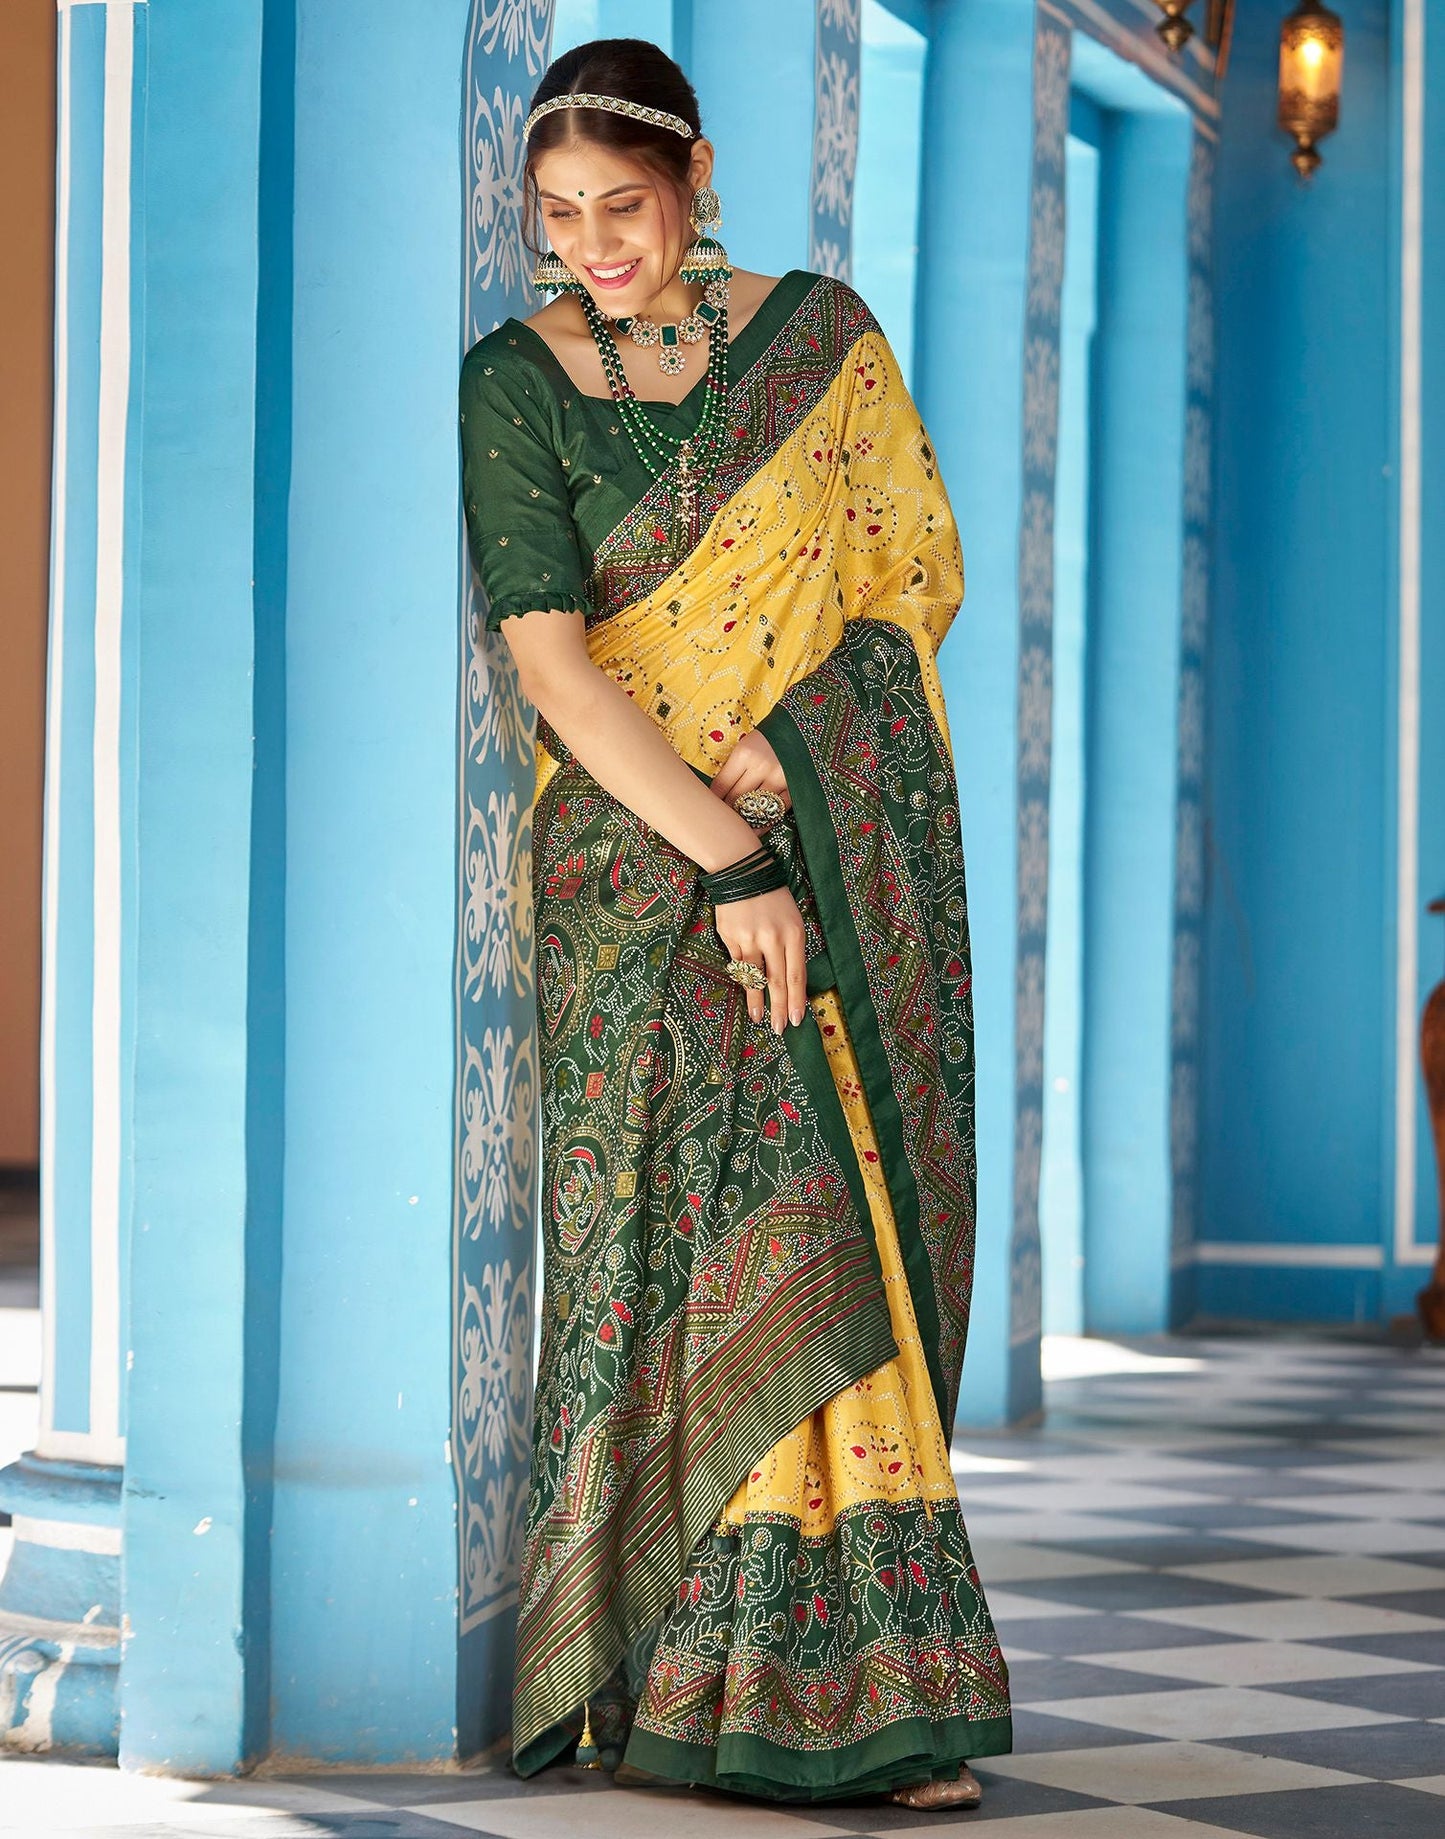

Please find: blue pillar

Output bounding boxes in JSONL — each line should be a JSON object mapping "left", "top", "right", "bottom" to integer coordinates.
{"left": 1080, "top": 108, "right": 1192, "bottom": 1334}
{"left": 1202, "top": 0, "right": 1395, "bottom": 1319}
{"left": 689, "top": 0, "right": 815, "bottom": 277}
{"left": 915, "top": 0, "right": 1053, "bottom": 1427}
{"left": 118, "top": 0, "right": 273, "bottom": 1773}
{"left": 852, "top": 3, "right": 927, "bottom": 380}
{"left": 0, "top": 0, "right": 137, "bottom": 1758}
{"left": 253, "top": 0, "right": 465, "bottom": 1766}
{"left": 120, "top": 0, "right": 545, "bottom": 1772}
{"left": 601, "top": 0, "right": 676, "bottom": 47}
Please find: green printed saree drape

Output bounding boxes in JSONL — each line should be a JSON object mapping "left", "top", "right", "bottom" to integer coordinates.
{"left": 459, "top": 269, "right": 1011, "bottom": 1800}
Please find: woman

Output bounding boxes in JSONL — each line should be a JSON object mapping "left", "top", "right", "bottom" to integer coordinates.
{"left": 459, "top": 36, "right": 1011, "bottom": 1810}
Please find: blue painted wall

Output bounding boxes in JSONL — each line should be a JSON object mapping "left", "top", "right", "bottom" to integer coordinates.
{"left": 853, "top": 0, "right": 925, "bottom": 383}
{"left": 1201, "top": 0, "right": 1401, "bottom": 1318}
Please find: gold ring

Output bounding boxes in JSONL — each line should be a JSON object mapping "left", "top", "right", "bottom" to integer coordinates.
{"left": 734, "top": 789, "right": 786, "bottom": 827}
{"left": 724, "top": 958, "right": 767, "bottom": 990}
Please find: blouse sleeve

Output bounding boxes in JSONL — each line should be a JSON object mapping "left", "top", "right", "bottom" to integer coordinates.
{"left": 458, "top": 339, "right": 593, "bottom": 632}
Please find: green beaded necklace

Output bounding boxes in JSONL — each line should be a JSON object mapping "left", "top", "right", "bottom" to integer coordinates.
{"left": 577, "top": 274, "right": 734, "bottom": 543}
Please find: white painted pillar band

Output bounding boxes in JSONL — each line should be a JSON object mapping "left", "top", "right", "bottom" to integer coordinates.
{"left": 1394, "top": 0, "right": 1429, "bottom": 1269}
{"left": 39, "top": 0, "right": 74, "bottom": 1448}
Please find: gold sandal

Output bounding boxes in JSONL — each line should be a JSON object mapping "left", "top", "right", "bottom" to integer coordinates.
{"left": 891, "top": 1763, "right": 983, "bottom": 1809}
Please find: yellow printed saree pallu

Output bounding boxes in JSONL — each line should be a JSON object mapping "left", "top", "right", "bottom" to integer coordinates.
{"left": 459, "top": 269, "right": 1011, "bottom": 1800}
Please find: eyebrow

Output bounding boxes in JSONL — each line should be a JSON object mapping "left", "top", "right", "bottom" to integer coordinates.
{"left": 538, "top": 182, "right": 648, "bottom": 203}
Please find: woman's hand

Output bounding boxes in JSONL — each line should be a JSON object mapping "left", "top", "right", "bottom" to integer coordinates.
{"left": 708, "top": 730, "right": 792, "bottom": 816}
{"left": 712, "top": 883, "right": 808, "bottom": 1035}
{"left": 709, "top": 730, "right": 803, "bottom": 1033}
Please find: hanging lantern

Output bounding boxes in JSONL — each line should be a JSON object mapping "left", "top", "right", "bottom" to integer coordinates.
{"left": 1152, "top": 0, "right": 1197, "bottom": 52}
{"left": 1278, "top": 0, "right": 1344, "bottom": 179}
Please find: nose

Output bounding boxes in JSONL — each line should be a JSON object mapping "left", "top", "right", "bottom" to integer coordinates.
{"left": 575, "top": 212, "right": 630, "bottom": 267}
{"left": 576, "top": 244, "right": 630, "bottom": 272}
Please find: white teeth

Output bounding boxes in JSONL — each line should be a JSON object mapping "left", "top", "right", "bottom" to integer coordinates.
{"left": 592, "top": 260, "right": 638, "bottom": 280}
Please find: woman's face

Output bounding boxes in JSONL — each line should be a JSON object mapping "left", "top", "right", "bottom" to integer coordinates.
{"left": 531, "top": 135, "right": 711, "bottom": 316}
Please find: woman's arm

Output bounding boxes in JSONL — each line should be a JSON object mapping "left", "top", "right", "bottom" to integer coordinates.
{"left": 459, "top": 343, "right": 805, "bottom": 1030}
{"left": 503, "top": 608, "right": 808, "bottom": 1032}
{"left": 503, "top": 607, "right": 759, "bottom": 873}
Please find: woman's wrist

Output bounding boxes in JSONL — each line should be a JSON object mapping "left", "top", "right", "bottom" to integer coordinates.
{"left": 699, "top": 841, "right": 789, "bottom": 904}
{"left": 695, "top": 811, "right": 769, "bottom": 875}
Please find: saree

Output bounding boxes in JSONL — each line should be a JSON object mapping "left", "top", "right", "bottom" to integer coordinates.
{"left": 459, "top": 269, "right": 1012, "bottom": 1800}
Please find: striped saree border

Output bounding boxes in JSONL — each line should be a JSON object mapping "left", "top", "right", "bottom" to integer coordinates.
{"left": 512, "top": 1233, "right": 898, "bottom": 1771}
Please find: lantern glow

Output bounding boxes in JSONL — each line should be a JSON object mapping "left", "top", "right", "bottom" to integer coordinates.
{"left": 1278, "top": 0, "right": 1344, "bottom": 178}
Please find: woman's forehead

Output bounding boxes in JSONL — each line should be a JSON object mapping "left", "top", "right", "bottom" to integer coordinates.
{"left": 531, "top": 141, "right": 657, "bottom": 197}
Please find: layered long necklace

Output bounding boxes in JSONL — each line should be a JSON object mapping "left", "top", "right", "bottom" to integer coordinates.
{"left": 577, "top": 273, "right": 733, "bottom": 543}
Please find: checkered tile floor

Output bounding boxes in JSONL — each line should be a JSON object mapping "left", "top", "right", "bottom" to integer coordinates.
{"left": 6, "top": 1331, "right": 1445, "bottom": 1837}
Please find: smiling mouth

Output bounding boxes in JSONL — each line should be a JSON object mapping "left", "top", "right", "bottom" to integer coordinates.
{"left": 586, "top": 258, "right": 642, "bottom": 288}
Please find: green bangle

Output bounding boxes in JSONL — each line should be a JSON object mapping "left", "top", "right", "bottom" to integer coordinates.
{"left": 710, "top": 861, "right": 789, "bottom": 903}
{"left": 700, "top": 841, "right": 789, "bottom": 903}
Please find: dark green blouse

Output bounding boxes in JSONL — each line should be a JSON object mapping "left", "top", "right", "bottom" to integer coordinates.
{"left": 458, "top": 269, "right": 813, "bottom": 632}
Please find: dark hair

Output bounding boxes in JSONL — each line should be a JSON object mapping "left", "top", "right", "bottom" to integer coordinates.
{"left": 521, "top": 38, "right": 702, "bottom": 261}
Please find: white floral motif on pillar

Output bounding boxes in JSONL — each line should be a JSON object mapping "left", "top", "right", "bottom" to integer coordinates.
{"left": 1010, "top": 12, "right": 1071, "bottom": 1353}
{"left": 810, "top": 0, "right": 860, "bottom": 279}
{"left": 456, "top": 0, "right": 555, "bottom": 1643}
{"left": 1170, "top": 130, "right": 1217, "bottom": 1262}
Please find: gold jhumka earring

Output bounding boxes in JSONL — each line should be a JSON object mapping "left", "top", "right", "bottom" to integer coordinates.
{"left": 531, "top": 249, "right": 583, "bottom": 293}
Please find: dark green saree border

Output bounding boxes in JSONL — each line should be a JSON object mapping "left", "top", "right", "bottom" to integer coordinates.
{"left": 626, "top": 1709, "right": 1013, "bottom": 1802}
{"left": 756, "top": 697, "right": 951, "bottom": 1434}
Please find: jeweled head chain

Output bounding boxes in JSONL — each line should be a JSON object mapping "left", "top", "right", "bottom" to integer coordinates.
{"left": 526, "top": 87, "right": 734, "bottom": 544}
{"left": 523, "top": 91, "right": 696, "bottom": 142}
